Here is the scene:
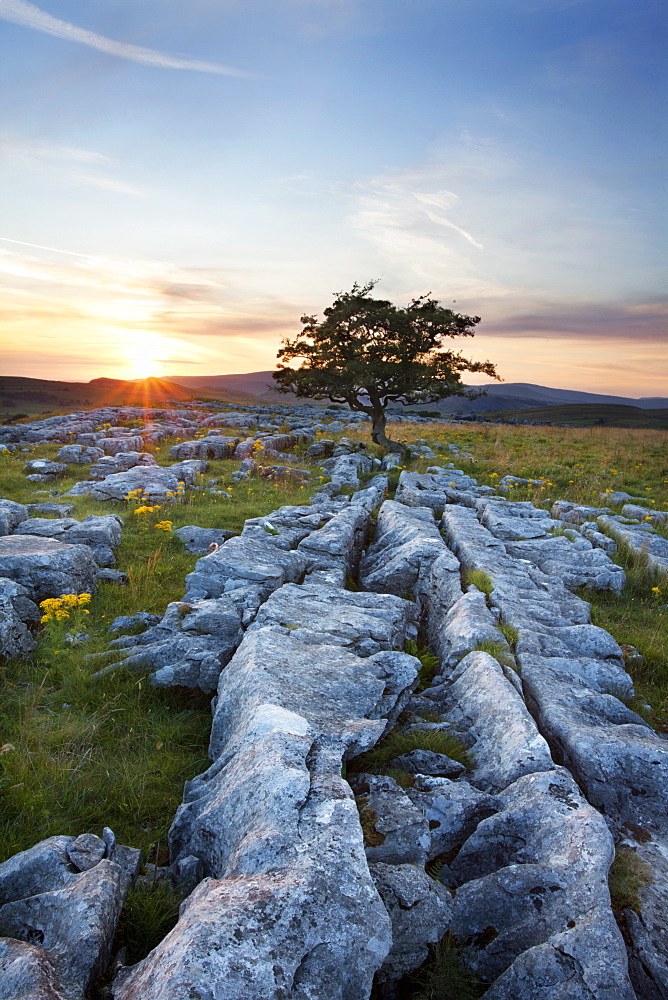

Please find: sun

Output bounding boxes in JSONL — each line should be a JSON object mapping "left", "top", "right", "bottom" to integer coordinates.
{"left": 126, "top": 340, "right": 162, "bottom": 380}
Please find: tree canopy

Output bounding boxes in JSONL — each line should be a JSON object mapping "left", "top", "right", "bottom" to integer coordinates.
{"left": 273, "top": 282, "right": 500, "bottom": 449}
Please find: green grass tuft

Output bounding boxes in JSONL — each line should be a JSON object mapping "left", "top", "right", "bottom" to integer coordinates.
{"left": 119, "top": 880, "right": 184, "bottom": 965}
{"left": 473, "top": 640, "right": 517, "bottom": 671}
{"left": 409, "top": 933, "right": 484, "bottom": 1000}
{"left": 462, "top": 568, "right": 493, "bottom": 595}
{"left": 405, "top": 640, "right": 440, "bottom": 691}
{"left": 499, "top": 623, "right": 519, "bottom": 649}
{"left": 349, "top": 725, "right": 472, "bottom": 774}
{"left": 608, "top": 847, "right": 653, "bottom": 914}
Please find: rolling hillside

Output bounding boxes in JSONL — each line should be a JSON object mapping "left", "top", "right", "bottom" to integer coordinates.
{"left": 1, "top": 372, "right": 666, "bottom": 424}
{"left": 0, "top": 376, "right": 223, "bottom": 417}
{"left": 479, "top": 403, "right": 668, "bottom": 429}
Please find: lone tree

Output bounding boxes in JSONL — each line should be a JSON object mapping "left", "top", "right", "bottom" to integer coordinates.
{"left": 273, "top": 281, "right": 500, "bottom": 450}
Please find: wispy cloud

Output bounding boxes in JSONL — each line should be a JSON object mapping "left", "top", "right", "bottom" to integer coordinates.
{"left": 0, "top": 0, "right": 251, "bottom": 76}
{"left": 413, "top": 192, "right": 484, "bottom": 249}
{"left": 348, "top": 164, "right": 503, "bottom": 300}
{"left": 0, "top": 132, "right": 108, "bottom": 164}
{"left": 1, "top": 133, "right": 147, "bottom": 197}
{"left": 72, "top": 173, "right": 147, "bottom": 197}
{"left": 481, "top": 300, "right": 668, "bottom": 342}
{"left": 0, "top": 240, "right": 298, "bottom": 349}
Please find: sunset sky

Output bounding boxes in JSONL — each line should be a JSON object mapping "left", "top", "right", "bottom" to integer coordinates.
{"left": 1, "top": 0, "right": 666, "bottom": 396}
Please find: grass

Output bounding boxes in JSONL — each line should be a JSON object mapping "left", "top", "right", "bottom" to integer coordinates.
{"left": 405, "top": 639, "right": 440, "bottom": 691}
{"left": 120, "top": 880, "right": 184, "bottom": 964}
{"left": 0, "top": 648, "right": 212, "bottom": 859}
{"left": 1, "top": 413, "right": 666, "bottom": 869}
{"left": 462, "top": 568, "right": 494, "bottom": 595}
{"left": 0, "top": 436, "right": 331, "bottom": 864}
{"left": 349, "top": 725, "right": 472, "bottom": 774}
{"left": 383, "top": 419, "right": 667, "bottom": 512}
{"left": 474, "top": 640, "right": 517, "bottom": 671}
{"left": 499, "top": 623, "right": 519, "bottom": 649}
{"left": 407, "top": 933, "right": 484, "bottom": 1000}
{"left": 608, "top": 847, "right": 654, "bottom": 914}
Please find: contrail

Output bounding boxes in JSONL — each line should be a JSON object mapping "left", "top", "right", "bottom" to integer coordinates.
{"left": 0, "top": 0, "right": 251, "bottom": 76}
{"left": 0, "top": 235, "right": 127, "bottom": 265}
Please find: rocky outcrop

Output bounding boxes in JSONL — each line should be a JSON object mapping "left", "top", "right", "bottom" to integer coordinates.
{"left": 248, "top": 582, "right": 418, "bottom": 657}
{"left": 173, "top": 524, "right": 236, "bottom": 552}
{"left": 359, "top": 500, "right": 447, "bottom": 596}
{"left": 0, "top": 832, "right": 140, "bottom": 1000}
{"left": 86, "top": 460, "right": 207, "bottom": 502}
{"left": 598, "top": 514, "right": 668, "bottom": 577}
{"left": 14, "top": 514, "right": 123, "bottom": 567}
{"left": 169, "top": 436, "right": 238, "bottom": 460}
{"left": 0, "top": 500, "right": 29, "bottom": 536}
{"left": 0, "top": 578, "right": 38, "bottom": 659}
{"left": 0, "top": 937, "right": 70, "bottom": 1000}
{"left": 370, "top": 863, "right": 452, "bottom": 988}
{"left": 298, "top": 504, "right": 371, "bottom": 586}
{"left": 94, "top": 597, "right": 243, "bottom": 692}
{"left": 3, "top": 403, "right": 665, "bottom": 999}
{"left": 450, "top": 768, "right": 634, "bottom": 999}
{"left": 112, "top": 618, "right": 422, "bottom": 999}
{"left": 0, "top": 536, "right": 98, "bottom": 602}
{"left": 394, "top": 467, "right": 495, "bottom": 511}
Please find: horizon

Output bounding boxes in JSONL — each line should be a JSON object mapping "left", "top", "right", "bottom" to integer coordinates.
{"left": 1, "top": 0, "right": 666, "bottom": 395}
{"left": 2, "top": 369, "right": 667, "bottom": 404}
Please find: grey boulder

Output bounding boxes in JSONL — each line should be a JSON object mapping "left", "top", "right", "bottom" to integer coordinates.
{"left": 371, "top": 862, "right": 452, "bottom": 984}
{"left": 14, "top": 515, "right": 123, "bottom": 567}
{"left": 450, "top": 768, "right": 635, "bottom": 997}
{"left": 0, "top": 832, "right": 140, "bottom": 1000}
{"left": 0, "top": 500, "right": 29, "bottom": 536}
{"left": 0, "top": 536, "right": 98, "bottom": 602}
{"left": 174, "top": 525, "right": 236, "bottom": 553}
{"left": 57, "top": 444, "right": 104, "bottom": 464}
{"left": 359, "top": 500, "right": 446, "bottom": 596}
{"left": 0, "top": 937, "right": 70, "bottom": 1000}
{"left": 349, "top": 773, "right": 430, "bottom": 866}
{"left": 388, "top": 749, "right": 466, "bottom": 778}
{"left": 185, "top": 535, "right": 306, "bottom": 602}
{"left": 248, "top": 582, "right": 418, "bottom": 657}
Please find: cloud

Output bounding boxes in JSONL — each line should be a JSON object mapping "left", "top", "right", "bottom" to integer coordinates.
{"left": 72, "top": 173, "right": 147, "bottom": 197}
{"left": 413, "top": 192, "right": 484, "bottom": 249}
{"left": 1, "top": 134, "right": 148, "bottom": 197}
{"left": 0, "top": 132, "right": 108, "bottom": 164}
{"left": 0, "top": 0, "right": 251, "bottom": 76}
{"left": 481, "top": 300, "right": 668, "bottom": 341}
{"left": 0, "top": 240, "right": 299, "bottom": 351}
{"left": 349, "top": 166, "right": 491, "bottom": 297}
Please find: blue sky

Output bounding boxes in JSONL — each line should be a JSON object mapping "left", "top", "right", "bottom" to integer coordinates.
{"left": 0, "top": 0, "right": 666, "bottom": 394}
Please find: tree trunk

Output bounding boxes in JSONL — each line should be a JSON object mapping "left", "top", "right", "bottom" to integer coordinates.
{"left": 370, "top": 406, "right": 404, "bottom": 452}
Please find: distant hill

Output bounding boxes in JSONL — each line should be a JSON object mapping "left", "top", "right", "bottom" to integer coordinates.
{"left": 170, "top": 371, "right": 292, "bottom": 402}
{"left": 0, "top": 376, "right": 225, "bottom": 417}
{"left": 414, "top": 382, "right": 668, "bottom": 414}
{"left": 170, "top": 372, "right": 668, "bottom": 413}
{"left": 479, "top": 404, "right": 668, "bottom": 429}
{"left": 1, "top": 372, "right": 666, "bottom": 422}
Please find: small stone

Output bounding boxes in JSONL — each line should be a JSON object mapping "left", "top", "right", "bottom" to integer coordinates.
{"left": 389, "top": 749, "right": 466, "bottom": 778}
{"left": 67, "top": 835, "right": 106, "bottom": 872}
